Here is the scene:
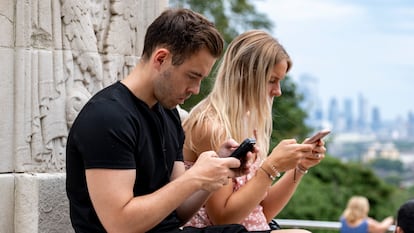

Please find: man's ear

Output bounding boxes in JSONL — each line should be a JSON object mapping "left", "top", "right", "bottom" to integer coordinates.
{"left": 153, "top": 48, "right": 169, "bottom": 67}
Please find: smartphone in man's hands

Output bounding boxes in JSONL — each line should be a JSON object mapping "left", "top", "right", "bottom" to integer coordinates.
{"left": 304, "top": 129, "right": 331, "bottom": 144}
{"left": 230, "top": 138, "right": 256, "bottom": 160}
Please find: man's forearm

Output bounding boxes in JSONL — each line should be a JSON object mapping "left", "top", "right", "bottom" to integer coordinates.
{"left": 88, "top": 169, "right": 204, "bottom": 233}
{"left": 176, "top": 189, "right": 212, "bottom": 224}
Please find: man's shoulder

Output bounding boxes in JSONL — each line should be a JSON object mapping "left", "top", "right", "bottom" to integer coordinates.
{"left": 164, "top": 107, "right": 181, "bottom": 123}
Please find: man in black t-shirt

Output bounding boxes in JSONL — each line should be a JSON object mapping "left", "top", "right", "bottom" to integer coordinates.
{"left": 66, "top": 8, "right": 266, "bottom": 233}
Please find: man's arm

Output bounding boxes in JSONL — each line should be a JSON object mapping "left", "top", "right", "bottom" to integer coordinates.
{"left": 86, "top": 151, "right": 240, "bottom": 233}
{"left": 86, "top": 168, "right": 202, "bottom": 233}
{"left": 172, "top": 161, "right": 212, "bottom": 223}
{"left": 173, "top": 138, "right": 247, "bottom": 223}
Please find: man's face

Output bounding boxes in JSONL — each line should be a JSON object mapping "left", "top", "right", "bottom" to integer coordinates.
{"left": 154, "top": 48, "right": 216, "bottom": 109}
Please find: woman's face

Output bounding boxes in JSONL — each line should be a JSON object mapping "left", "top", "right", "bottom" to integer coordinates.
{"left": 267, "top": 60, "right": 288, "bottom": 100}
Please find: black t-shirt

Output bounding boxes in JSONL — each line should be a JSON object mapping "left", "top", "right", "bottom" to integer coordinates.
{"left": 66, "top": 81, "right": 185, "bottom": 233}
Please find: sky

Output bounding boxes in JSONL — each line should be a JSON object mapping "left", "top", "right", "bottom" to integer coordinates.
{"left": 254, "top": 0, "right": 414, "bottom": 121}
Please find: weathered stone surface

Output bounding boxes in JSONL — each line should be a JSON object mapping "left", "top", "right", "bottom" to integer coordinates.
{"left": 0, "top": 48, "right": 14, "bottom": 173}
{"left": 0, "top": 174, "right": 14, "bottom": 233}
{"left": 38, "top": 173, "right": 74, "bottom": 233}
{"left": 0, "top": 0, "right": 14, "bottom": 47}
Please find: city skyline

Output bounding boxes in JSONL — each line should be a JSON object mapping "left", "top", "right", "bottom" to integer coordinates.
{"left": 255, "top": 0, "right": 414, "bottom": 121}
{"left": 312, "top": 79, "right": 412, "bottom": 125}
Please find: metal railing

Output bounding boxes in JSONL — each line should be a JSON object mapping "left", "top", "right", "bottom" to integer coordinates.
{"left": 275, "top": 219, "right": 396, "bottom": 232}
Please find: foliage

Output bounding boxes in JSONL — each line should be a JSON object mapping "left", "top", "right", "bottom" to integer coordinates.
{"left": 277, "top": 156, "right": 399, "bottom": 226}
{"left": 369, "top": 158, "right": 404, "bottom": 172}
{"left": 169, "top": 0, "right": 273, "bottom": 44}
{"left": 394, "top": 139, "right": 414, "bottom": 151}
{"left": 368, "top": 158, "right": 405, "bottom": 185}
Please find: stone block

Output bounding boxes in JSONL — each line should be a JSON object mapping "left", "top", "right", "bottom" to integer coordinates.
{"left": 14, "top": 173, "right": 74, "bottom": 233}
{"left": 0, "top": 48, "right": 14, "bottom": 172}
{"left": 0, "top": 0, "right": 14, "bottom": 47}
{"left": 0, "top": 174, "right": 14, "bottom": 233}
{"left": 38, "top": 173, "right": 73, "bottom": 233}
{"left": 15, "top": 173, "right": 39, "bottom": 233}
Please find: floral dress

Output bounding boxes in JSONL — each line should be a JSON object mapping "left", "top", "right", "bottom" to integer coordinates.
{"left": 184, "top": 158, "right": 271, "bottom": 231}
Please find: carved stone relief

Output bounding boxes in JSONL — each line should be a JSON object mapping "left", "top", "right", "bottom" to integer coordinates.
{"left": 9, "top": 0, "right": 163, "bottom": 172}
{"left": 0, "top": 0, "right": 14, "bottom": 173}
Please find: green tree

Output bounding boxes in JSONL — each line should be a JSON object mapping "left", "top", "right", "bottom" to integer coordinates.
{"left": 369, "top": 158, "right": 404, "bottom": 172}
{"left": 170, "top": 0, "right": 273, "bottom": 44}
{"left": 368, "top": 158, "right": 405, "bottom": 185}
{"left": 277, "top": 155, "right": 398, "bottom": 233}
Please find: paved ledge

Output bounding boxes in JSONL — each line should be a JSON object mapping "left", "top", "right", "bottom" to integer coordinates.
{"left": 275, "top": 219, "right": 395, "bottom": 232}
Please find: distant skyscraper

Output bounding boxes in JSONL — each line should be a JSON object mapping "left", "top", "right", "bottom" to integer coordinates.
{"left": 357, "top": 93, "right": 369, "bottom": 132}
{"left": 371, "top": 106, "right": 381, "bottom": 132}
{"left": 343, "top": 98, "right": 354, "bottom": 131}
{"left": 328, "top": 97, "right": 340, "bottom": 130}
{"left": 408, "top": 111, "right": 414, "bottom": 138}
{"left": 297, "top": 74, "right": 322, "bottom": 128}
{"left": 315, "top": 108, "right": 323, "bottom": 122}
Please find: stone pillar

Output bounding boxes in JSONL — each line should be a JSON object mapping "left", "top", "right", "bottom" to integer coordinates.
{"left": 0, "top": 1, "right": 168, "bottom": 232}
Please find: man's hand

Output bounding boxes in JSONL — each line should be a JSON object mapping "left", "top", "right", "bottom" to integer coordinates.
{"left": 188, "top": 151, "right": 240, "bottom": 192}
{"left": 216, "top": 138, "right": 257, "bottom": 176}
{"left": 216, "top": 138, "right": 238, "bottom": 157}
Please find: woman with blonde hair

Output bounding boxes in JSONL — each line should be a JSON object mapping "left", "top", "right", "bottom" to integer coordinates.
{"left": 340, "top": 196, "right": 394, "bottom": 233}
{"left": 182, "top": 30, "right": 326, "bottom": 232}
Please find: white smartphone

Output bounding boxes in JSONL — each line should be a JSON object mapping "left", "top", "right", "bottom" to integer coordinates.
{"left": 304, "top": 129, "right": 331, "bottom": 144}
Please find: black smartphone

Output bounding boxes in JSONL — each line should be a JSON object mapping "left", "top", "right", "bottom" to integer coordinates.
{"left": 230, "top": 138, "right": 256, "bottom": 160}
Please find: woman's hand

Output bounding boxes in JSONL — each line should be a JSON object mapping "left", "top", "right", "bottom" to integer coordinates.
{"left": 299, "top": 139, "right": 326, "bottom": 169}
{"left": 266, "top": 139, "right": 313, "bottom": 172}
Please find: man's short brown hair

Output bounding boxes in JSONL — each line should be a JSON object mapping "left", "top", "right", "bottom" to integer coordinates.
{"left": 141, "top": 8, "right": 224, "bottom": 65}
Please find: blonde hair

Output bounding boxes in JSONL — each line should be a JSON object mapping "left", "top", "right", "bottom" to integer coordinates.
{"left": 183, "top": 30, "right": 291, "bottom": 159}
{"left": 342, "top": 196, "right": 370, "bottom": 224}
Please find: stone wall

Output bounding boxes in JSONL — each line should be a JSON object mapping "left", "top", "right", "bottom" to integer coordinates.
{"left": 0, "top": 0, "right": 168, "bottom": 232}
